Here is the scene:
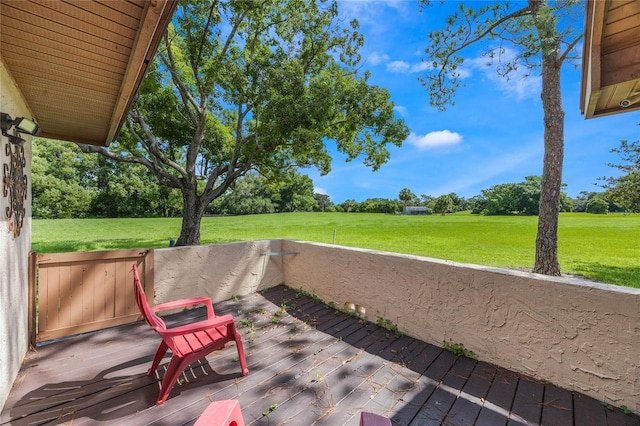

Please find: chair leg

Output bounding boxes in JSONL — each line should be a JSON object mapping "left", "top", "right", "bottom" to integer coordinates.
{"left": 156, "top": 355, "right": 190, "bottom": 405}
{"left": 234, "top": 330, "right": 249, "bottom": 376}
{"left": 148, "top": 340, "right": 169, "bottom": 376}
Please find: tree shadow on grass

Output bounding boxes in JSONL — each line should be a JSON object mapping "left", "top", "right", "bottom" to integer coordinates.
{"left": 32, "top": 238, "right": 169, "bottom": 253}
{"left": 570, "top": 262, "right": 640, "bottom": 289}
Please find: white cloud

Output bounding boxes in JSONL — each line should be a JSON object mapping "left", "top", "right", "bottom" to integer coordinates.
{"left": 410, "top": 61, "right": 431, "bottom": 73}
{"left": 408, "top": 130, "right": 463, "bottom": 151}
{"left": 464, "top": 47, "right": 541, "bottom": 99}
{"left": 453, "top": 66, "right": 473, "bottom": 79}
{"left": 387, "top": 60, "right": 431, "bottom": 74}
{"left": 338, "top": 0, "right": 410, "bottom": 21}
{"left": 394, "top": 105, "right": 408, "bottom": 116}
{"left": 314, "top": 186, "right": 328, "bottom": 195}
{"left": 367, "top": 52, "right": 390, "bottom": 66}
{"left": 337, "top": 0, "right": 411, "bottom": 30}
{"left": 387, "top": 60, "right": 410, "bottom": 72}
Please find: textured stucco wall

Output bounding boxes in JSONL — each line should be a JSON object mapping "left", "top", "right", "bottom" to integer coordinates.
{"left": 153, "top": 240, "right": 284, "bottom": 305}
{"left": 0, "top": 59, "right": 32, "bottom": 412}
{"left": 281, "top": 240, "right": 640, "bottom": 413}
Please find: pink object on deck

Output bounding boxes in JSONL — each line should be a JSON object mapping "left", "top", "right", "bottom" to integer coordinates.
{"left": 133, "top": 264, "right": 249, "bottom": 405}
{"left": 360, "top": 411, "right": 392, "bottom": 426}
{"left": 195, "top": 399, "right": 245, "bottom": 426}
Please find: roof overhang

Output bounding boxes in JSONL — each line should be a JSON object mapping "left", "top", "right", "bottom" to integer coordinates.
{"left": 580, "top": 0, "right": 640, "bottom": 119}
{"left": 0, "top": 0, "right": 177, "bottom": 146}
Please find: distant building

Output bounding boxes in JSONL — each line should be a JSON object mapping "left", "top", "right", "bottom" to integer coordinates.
{"left": 405, "top": 206, "right": 430, "bottom": 215}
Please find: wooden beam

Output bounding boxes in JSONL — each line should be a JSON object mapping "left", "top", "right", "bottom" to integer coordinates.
{"left": 581, "top": 0, "right": 606, "bottom": 117}
{"left": 106, "top": 0, "right": 178, "bottom": 146}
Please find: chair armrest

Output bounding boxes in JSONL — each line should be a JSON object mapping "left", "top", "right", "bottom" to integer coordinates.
{"left": 157, "top": 314, "right": 236, "bottom": 337}
{"left": 152, "top": 296, "right": 214, "bottom": 318}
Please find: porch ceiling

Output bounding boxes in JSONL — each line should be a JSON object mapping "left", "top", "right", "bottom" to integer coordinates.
{"left": 0, "top": 0, "right": 177, "bottom": 146}
{"left": 581, "top": 0, "right": 640, "bottom": 118}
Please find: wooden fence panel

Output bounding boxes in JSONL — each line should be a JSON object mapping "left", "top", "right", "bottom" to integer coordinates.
{"left": 31, "top": 249, "right": 153, "bottom": 343}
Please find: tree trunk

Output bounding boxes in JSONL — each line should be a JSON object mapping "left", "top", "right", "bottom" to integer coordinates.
{"left": 532, "top": 4, "right": 563, "bottom": 276}
{"left": 176, "top": 190, "right": 204, "bottom": 246}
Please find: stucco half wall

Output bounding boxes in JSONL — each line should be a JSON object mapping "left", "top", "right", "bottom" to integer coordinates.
{"left": 280, "top": 240, "right": 640, "bottom": 413}
{"left": 154, "top": 240, "right": 284, "bottom": 305}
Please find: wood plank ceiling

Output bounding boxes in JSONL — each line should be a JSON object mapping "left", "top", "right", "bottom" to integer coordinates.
{"left": 3, "top": 1, "right": 634, "bottom": 135}
{"left": 581, "top": 0, "right": 640, "bottom": 119}
{"left": 0, "top": 0, "right": 177, "bottom": 146}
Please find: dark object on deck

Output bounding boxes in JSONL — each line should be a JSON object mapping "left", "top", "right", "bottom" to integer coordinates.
{"left": 133, "top": 264, "right": 249, "bottom": 405}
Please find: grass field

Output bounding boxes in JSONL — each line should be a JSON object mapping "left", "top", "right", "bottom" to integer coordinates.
{"left": 32, "top": 212, "right": 640, "bottom": 288}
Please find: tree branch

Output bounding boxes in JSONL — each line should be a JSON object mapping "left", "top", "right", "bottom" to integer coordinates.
{"left": 436, "top": 5, "right": 532, "bottom": 68}
{"left": 559, "top": 33, "right": 583, "bottom": 63}
{"left": 129, "top": 109, "right": 186, "bottom": 176}
{"left": 77, "top": 141, "right": 173, "bottom": 189}
{"left": 194, "top": 0, "right": 218, "bottom": 72}
{"left": 161, "top": 31, "right": 199, "bottom": 125}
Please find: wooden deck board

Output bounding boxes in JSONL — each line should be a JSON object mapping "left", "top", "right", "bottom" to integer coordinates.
{"left": 540, "top": 384, "right": 573, "bottom": 425}
{"left": 403, "top": 350, "right": 459, "bottom": 425}
{"left": 483, "top": 366, "right": 518, "bottom": 412}
{"left": 509, "top": 378, "right": 544, "bottom": 424}
{"left": 475, "top": 406, "right": 509, "bottom": 426}
{"left": 2, "top": 284, "right": 638, "bottom": 426}
{"left": 573, "top": 394, "right": 607, "bottom": 425}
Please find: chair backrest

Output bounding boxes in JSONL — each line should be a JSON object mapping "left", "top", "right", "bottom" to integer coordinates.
{"left": 132, "top": 264, "right": 166, "bottom": 331}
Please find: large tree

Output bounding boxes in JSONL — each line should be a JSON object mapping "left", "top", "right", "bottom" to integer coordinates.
{"left": 398, "top": 187, "right": 418, "bottom": 208}
{"left": 273, "top": 173, "right": 318, "bottom": 212}
{"left": 431, "top": 194, "right": 454, "bottom": 216}
{"left": 479, "top": 176, "right": 542, "bottom": 216}
{"left": 79, "top": 0, "right": 408, "bottom": 245}
{"left": 420, "top": 0, "right": 582, "bottom": 275}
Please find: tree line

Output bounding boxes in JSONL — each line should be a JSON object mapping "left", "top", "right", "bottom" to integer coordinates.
{"left": 32, "top": 137, "right": 638, "bottom": 219}
{"left": 32, "top": 139, "right": 318, "bottom": 218}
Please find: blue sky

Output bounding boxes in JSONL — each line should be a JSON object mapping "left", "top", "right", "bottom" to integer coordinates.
{"left": 306, "top": 1, "right": 640, "bottom": 203}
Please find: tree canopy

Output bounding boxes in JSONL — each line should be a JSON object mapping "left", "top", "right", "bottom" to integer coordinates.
{"left": 470, "top": 176, "right": 573, "bottom": 215}
{"left": 31, "top": 139, "right": 94, "bottom": 219}
{"left": 399, "top": 188, "right": 418, "bottom": 208}
{"left": 600, "top": 130, "right": 640, "bottom": 213}
{"left": 32, "top": 138, "right": 183, "bottom": 219}
{"left": 78, "top": 0, "right": 409, "bottom": 245}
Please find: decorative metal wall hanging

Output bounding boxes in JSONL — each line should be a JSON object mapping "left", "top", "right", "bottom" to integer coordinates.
{"left": 3, "top": 142, "right": 27, "bottom": 238}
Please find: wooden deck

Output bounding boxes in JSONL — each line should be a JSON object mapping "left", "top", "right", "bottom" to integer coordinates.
{"left": 2, "top": 285, "right": 638, "bottom": 426}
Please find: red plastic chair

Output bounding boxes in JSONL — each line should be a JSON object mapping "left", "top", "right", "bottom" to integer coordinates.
{"left": 133, "top": 264, "right": 249, "bottom": 405}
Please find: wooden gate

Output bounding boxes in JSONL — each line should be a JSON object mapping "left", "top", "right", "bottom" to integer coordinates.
{"left": 29, "top": 248, "right": 154, "bottom": 344}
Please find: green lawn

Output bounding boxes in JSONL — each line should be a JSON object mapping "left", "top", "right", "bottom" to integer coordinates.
{"left": 32, "top": 212, "right": 640, "bottom": 288}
